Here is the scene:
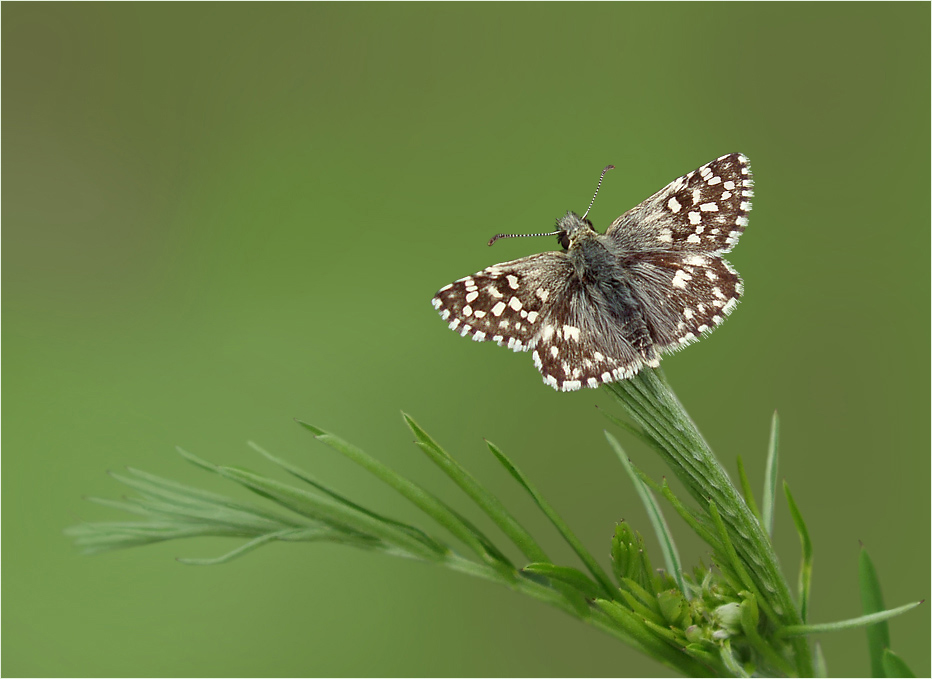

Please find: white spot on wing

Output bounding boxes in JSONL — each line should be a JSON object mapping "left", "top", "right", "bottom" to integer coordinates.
{"left": 672, "top": 270, "right": 692, "bottom": 289}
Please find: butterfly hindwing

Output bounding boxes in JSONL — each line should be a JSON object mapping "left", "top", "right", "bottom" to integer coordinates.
{"left": 625, "top": 253, "right": 743, "bottom": 352}
{"left": 529, "top": 276, "right": 656, "bottom": 391}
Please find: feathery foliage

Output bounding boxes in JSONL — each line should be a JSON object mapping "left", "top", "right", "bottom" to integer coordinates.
{"left": 68, "top": 369, "right": 921, "bottom": 676}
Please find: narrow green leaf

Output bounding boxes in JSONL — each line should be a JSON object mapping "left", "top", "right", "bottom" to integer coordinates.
{"left": 777, "top": 601, "right": 923, "bottom": 638}
{"left": 620, "top": 577, "right": 663, "bottom": 617}
{"left": 813, "top": 642, "right": 828, "bottom": 677}
{"left": 484, "top": 439, "right": 617, "bottom": 598}
{"left": 683, "top": 643, "right": 721, "bottom": 668}
{"left": 641, "top": 617, "right": 683, "bottom": 645}
{"left": 523, "top": 563, "right": 603, "bottom": 600}
{"left": 658, "top": 481, "right": 722, "bottom": 550}
{"left": 296, "top": 419, "right": 506, "bottom": 569}
{"left": 707, "top": 502, "right": 779, "bottom": 626}
{"left": 605, "top": 431, "right": 686, "bottom": 596}
{"left": 719, "top": 639, "right": 750, "bottom": 678}
{"left": 106, "top": 470, "right": 299, "bottom": 533}
{"left": 594, "top": 600, "right": 710, "bottom": 676}
{"left": 735, "top": 455, "right": 763, "bottom": 525}
{"left": 598, "top": 407, "right": 666, "bottom": 455}
{"left": 617, "top": 589, "right": 665, "bottom": 627}
{"left": 708, "top": 502, "right": 757, "bottom": 594}
{"left": 860, "top": 545, "right": 892, "bottom": 677}
{"left": 403, "top": 414, "right": 550, "bottom": 564}
{"left": 217, "top": 465, "right": 443, "bottom": 561}
{"left": 441, "top": 552, "right": 576, "bottom": 615}
{"left": 739, "top": 593, "right": 796, "bottom": 677}
{"left": 248, "top": 441, "right": 448, "bottom": 555}
{"left": 784, "top": 481, "right": 812, "bottom": 622}
{"left": 882, "top": 649, "right": 916, "bottom": 678}
{"left": 762, "top": 411, "right": 779, "bottom": 537}
{"left": 177, "top": 528, "right": 336, "bottom": 565}
{"left": 176, "top": 445, "right": 221, "bottom": 473}
{"left": 125, "top": 464, "right": 289, "bottom": 525}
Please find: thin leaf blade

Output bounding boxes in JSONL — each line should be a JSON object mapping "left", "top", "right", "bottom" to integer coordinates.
{"left": 860, "top": 545, "right": 892, "bottom": 677}
{"left": 484, "top": 439, "right": 617, "bottom": 598}
{"left": 762, "top": 411, "right": 779, "bottom": 537}
{"left": 605, "top": 431, "right": 685, "bottom": 596}
{"left": 784, "top": 481, "right": 812, "bottom": 622}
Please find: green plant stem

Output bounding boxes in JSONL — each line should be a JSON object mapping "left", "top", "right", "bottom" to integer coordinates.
{"left": 605, "top": 370, "right": 814, "bottom": 676}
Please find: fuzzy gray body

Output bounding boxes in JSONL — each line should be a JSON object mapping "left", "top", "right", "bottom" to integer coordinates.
{"left": 432, "top": 153, "right": 753, "bottom": 391}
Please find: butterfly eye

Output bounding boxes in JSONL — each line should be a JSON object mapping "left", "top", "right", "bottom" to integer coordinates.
{"left": 558, "top": 231, "right": 571, "bottom": 250}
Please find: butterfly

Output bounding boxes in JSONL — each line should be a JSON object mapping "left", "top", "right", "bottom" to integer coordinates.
{"left": 431, "top": 153, "right": 752, "bottom": 391}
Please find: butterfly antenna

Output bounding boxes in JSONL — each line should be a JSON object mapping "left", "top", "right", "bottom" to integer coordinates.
{"left": 581, "top": 165, "right": 615, "bottom": 220}
{"left": 487, "top": 164, "right": 614, "bottom": 246}
{"left": 488, "top": 229, "right": 561, "bottom": 247}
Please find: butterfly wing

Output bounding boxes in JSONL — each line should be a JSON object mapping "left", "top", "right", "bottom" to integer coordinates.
{"left": 623, "top": 252, "right": 743, "bottom": 354}
{"left": 432, "top": 153, "right": 753, "bottom": 391}
{"left": 606, "top": 153, "right": 753, "bottom": 255}
{"left": 599, "top": 154, "right": 751, "bottom": 356}
{"left": 433, "top": 252, "right": 653, "bottom": 391}
{"left": 431, "top": 252, "right": 574, "bottom": 352}
{"left": 528, "top": 273, "right": 657, "bottom": 391}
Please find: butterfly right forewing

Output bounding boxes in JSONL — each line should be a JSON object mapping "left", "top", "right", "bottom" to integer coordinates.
{"left": 607, "top": 153, "right": 752, "bottom": 255}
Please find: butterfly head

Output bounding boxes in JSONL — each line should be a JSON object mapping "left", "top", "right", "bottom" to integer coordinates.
{"left": 555, "top": 211, "right": 596, "bottom": 250}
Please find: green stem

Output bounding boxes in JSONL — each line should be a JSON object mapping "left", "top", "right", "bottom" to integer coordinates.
{"left": 605, "top": 370, "right": 814, "bottom": 676}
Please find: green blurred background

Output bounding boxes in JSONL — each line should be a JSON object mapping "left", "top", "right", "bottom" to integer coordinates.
{"left": 4, "top": 4, "right": 929, "bottom": 677}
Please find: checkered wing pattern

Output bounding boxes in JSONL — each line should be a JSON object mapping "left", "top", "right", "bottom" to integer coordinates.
{"left": 432, "top": 153, "right": 753, "bottom": 391}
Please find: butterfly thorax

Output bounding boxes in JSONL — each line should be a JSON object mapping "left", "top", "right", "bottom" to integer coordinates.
{"left": 558, "top": 212, "right": 620, "bottom": 282}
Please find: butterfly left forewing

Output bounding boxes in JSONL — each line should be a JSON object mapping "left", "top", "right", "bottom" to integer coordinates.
{"left": 431, "top": 252, "right": 573, "bottom": 351}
